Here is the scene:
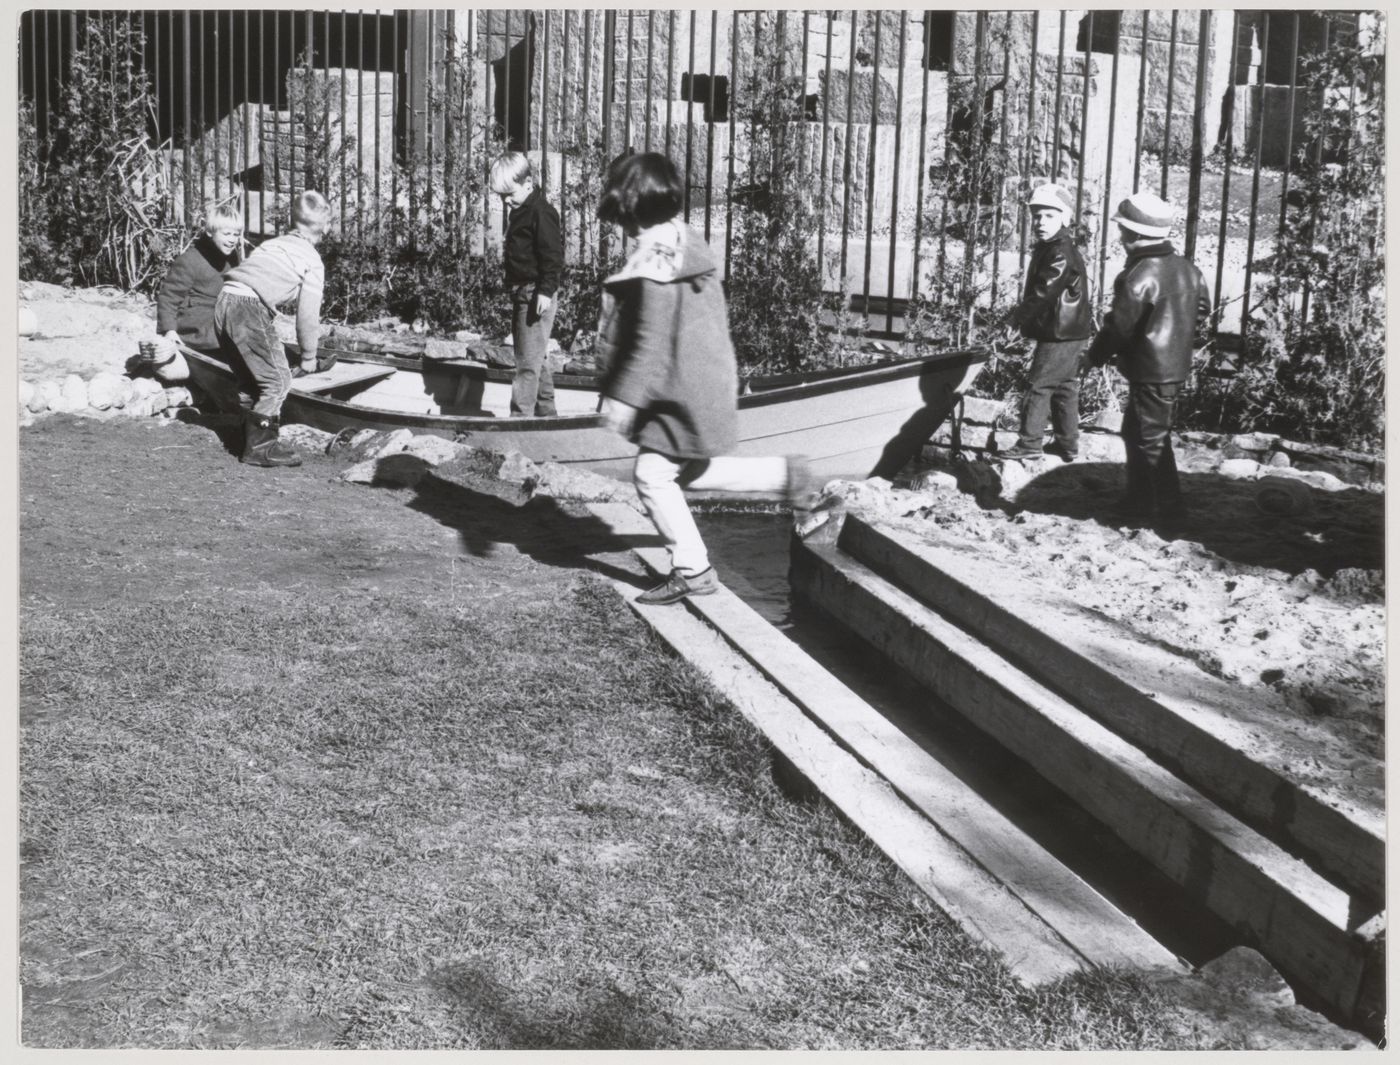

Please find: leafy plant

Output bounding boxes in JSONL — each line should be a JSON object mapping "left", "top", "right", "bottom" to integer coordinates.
{"left": 725, "top": 11, "right": 858, "bottom": 376}
{"left": 1180, "top": 14, "right": 1384, "bottom": 451}
{"left": 19, "top": 16, "right": 180, "bottom": 292}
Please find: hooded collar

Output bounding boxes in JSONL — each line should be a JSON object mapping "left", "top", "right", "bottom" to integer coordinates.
{"left": 1126, "top": 239, "right": 1176, "bottom": 261}
{"left": 604, "top": 220, "right": 718, "bottom": 286}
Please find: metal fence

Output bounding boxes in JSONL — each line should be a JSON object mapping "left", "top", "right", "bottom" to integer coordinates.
{"left": 17, "top": 8, "right": 1382, "bottom": 346}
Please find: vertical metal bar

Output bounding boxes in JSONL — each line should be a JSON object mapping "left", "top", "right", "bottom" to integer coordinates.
{"left": 644, "top": 11, "right": 654, "bottom": 151}
{"left": 1021, "top": 10, "right": 1040, "bottom": 273}
{"left": 339, "top": 10, "right": 348, "bottom": 226}
{"left": 1241, "top": 13, "right": 1272, "bottom": 346}
{"left": 211, "top": 10, "right": 220, "bottom": 204}
{"left": 1300, "top": 18, "right": 1330, "bottom": 325}
{"left": 1050, "top": 10, "right": 1066, "bottom": 178}
{"left": 1133, "top": 10, "right": 1149, "bottom": 190}
{"left": 911, "top": 12, "right": 933, "bottom": 307}
{"left": 1213, "top": 15, "right": 1244, "bottom": 337}
{"left": 1184, "top": 10, "right": 1212, "bottom": 260}
{"left": 183, "top": 10, "right": 192, "bottom": 227}
{"left": 1161, "top": 10, "right": 1179, "bottom": 199}
{"left": 683, "top": 11, "right": 695, "bottom": 222}
{"left": 559, "top": 10, "right": 570, "bottom": 254}
{"left": 886, "top": 11, "right": 907, "bottom": 333}
{"left": 582, "top": 10, "right": 594, "bottom": 260}
{"left": 861, "top": 12, "right": 882, "bottom": 324}
{"left": 665, "top": 10, "right": 675, "bottom": 157}
{"left": 935, "top": 23, "right": 954, "bottom": 312}
{"left": 542, "top": 10, "right": 551, "bottom": 189}
{"left": 1276, "top": 14, "right": 1301, "bottom": 249}
{"left": 989, "top": 12, "right": 1012, "bottom": 315}
{"left": 703, "top": 10, "right": 717, "bottom": 242}
{"left": 443, "top": 11, "right": 454, "bottom": 235}
{"left": 602, "top": 11, "right": 616, "bottom": 262}
{"left": 724, "top": 9, "right": 739, "bottom": 279}
{"left": 960, "top": 12, "right": 987, "bottom": 344}
{"left": 817, "top": 12, "right": 835, "bottom": 275}
{"left": 374, "top": 11, "right": 382, "bottom": 240}
{"left": 524, "top": 10, "right": 534, "bottom": 152}
{"left": 798, "top": 11, "right": 809, "bottom": 187}
{"left": 839, "top": 10, "right": 857, "bottom": 300}
{"left": 623, "top": 10, "right": 634, "bottom": 148}
{"left": 1075, "top": 13, "right": 1092, "bottom": 223}
{"left": 389, "top": 10, "right": 397, "bottom": 235}
{"left": 227, "top": 11, "right": 237, "bottom": 208}
{"left": 1099, "top": 15, "right": 1123, "bottom": 299}
{"left": 355, "top": 10, "right": 363, "bottom": 239}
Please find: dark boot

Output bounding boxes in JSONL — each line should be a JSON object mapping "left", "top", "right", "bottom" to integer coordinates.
{"left": 241, "top": 414, "right": 302, "bottom": 467}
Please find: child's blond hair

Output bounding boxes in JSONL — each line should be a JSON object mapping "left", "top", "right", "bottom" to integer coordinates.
{"left": 202, "top": 201, "right": 244, "bottom": 235}
{"left": 291, "top": 190, "right": 333, "bottom": 231}
{"left": 489, "top": 152, "right": 533, "bottom": 195}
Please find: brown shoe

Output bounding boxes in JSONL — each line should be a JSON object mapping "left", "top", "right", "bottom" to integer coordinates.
{"left": 635, "top": 567, "right": 719, "bottom": 605}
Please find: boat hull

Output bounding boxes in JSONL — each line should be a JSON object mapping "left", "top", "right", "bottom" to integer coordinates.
{"left": 181, "top": 346, "right": 988, "bottom": 483}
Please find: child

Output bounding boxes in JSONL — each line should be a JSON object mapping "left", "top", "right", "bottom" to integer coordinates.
{"left": 490, "top": 152, "right": 563, "bottom": 417}
{"left": 1084, "top": 192, "right": 1211, "bottom": 526}
{"left": 157, "top": 201, "right": 245, "bottom": 352}
{"left": 214, "top": 189, "right": 335, "bottom": 468}
{"left": 595, "top": 152, "right": 811, "bottom": 606}
{"left": 1001, "top": 182, "right": 1093, "bottom": 461}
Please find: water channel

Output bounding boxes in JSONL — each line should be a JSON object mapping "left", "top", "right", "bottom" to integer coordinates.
{"left": 693, "top": 505, "right": 1238, "bottom": 969}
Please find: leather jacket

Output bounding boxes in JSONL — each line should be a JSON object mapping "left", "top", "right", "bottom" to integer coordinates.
{"left": 1012, "top": 229, "right": 1092, "bottom": 341}
{"left": 1086, "top": 242, "right": 1211, "bottom": 383}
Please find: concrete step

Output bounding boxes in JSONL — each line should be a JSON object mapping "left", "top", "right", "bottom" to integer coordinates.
{"left": 585, "top": 501, "right": 1186, "bottom": 987}
{"left": 789, "top": 527, "right": 1383, "bottom": 1033}
{"left": 834, "top": 515, "right": 1384, "bottom": 909}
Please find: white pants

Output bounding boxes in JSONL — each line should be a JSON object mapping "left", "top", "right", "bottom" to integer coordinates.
{"left": 633, "top": 450, "right": 788, "bottom": 574}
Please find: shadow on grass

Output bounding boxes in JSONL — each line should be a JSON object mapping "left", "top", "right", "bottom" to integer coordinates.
{"left": 426, "top": 960, "right": 676, "bottom": 1050}
{"left": 1011, "top": 461, "right": 1385, "bottom": 587}
{"left": 408, "top": 470, "right": 660, "bottom": 590}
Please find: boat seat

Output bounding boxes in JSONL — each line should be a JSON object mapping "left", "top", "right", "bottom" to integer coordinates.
{"left": 289, "top": 362, "right": 396, "bottom": 396}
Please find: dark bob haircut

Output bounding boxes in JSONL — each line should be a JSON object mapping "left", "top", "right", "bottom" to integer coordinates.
{"left": 597, "top": 151, "right": 683, "bottom": 230}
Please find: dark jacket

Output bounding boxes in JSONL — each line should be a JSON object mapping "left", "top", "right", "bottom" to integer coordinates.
{"left": 597, "top": 223, "right": 738, "bottom": 459}
{"left": 1012, "top": 229, "right": 1092, "bottom": 341}
{"left": 502, "top": 186, "right": 563, "bottom": 300}
{"left": 1085, "top": 241, "right": 1211, "bottom": 384}
{"left": 157, "top": 234, "right": 241, "bottom": 350}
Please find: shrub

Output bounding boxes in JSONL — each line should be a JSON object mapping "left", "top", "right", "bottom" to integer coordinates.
{"left": 18, "top": 16, "right": 180, "bottom": 293}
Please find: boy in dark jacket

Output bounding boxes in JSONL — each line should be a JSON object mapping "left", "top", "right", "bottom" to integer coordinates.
{"left": 1085, "top": 192, "right": 1212, "bottom": 524}
{"left": 157, "top": 202, "right": 244, "bottom": 352}
{"left": 490, "top": 152, "right": 563, "bottom": 417}
{"left": 1002, "top": 183, "right": 1092, "bottom": 461}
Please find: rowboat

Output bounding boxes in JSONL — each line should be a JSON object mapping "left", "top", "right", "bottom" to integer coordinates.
{"left": 179, "top": 342, "right": 990, "bottom": 482}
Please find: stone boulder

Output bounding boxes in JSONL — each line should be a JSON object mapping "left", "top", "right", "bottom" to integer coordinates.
{"left": 88, "top": 372, "right": 133, "bottom": 410}
{"left": 29, "top": 379, "right": 60, "bottom": 413}
{"left": 341, "top": 453, "right": 432, "bottom": 488}
{"left": 280, "top": 423, "right": 336, "bottom": 452}
{"left": 50, "top": 374, "right": 90, "bottom": 413}
{"left": 345, "top": 428, "right": 414, "bottom": 462}
{"left": 403, "top": 434, "right": 465, "bottom": 466}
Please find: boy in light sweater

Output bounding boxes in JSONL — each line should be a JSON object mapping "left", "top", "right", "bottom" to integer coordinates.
{"left": 214, "top": 190, "right": 336, "bottom": 467}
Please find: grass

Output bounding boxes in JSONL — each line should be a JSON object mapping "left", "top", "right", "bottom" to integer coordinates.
{"left": 18, "top": 415, "right": 1232, "bottom": 1050}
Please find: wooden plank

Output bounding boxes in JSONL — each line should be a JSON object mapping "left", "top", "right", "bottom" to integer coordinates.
{"left": 587, "top": 502, "right": 1182, "bottom": 975}
{"left": 839, "top": 516, "right": 1384, "bottom": 908}
{"left": 611, "top": 570, "right": 1089, "bottom": 987}
{"left": 790, "top": 538, "right": 1378, "bottom": 1027}
{"left": 288, "top": 362, "right": 397, "bottom": 395}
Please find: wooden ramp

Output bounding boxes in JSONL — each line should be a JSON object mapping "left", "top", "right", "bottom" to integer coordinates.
{"left": 586, "top": 501, "right": 1185, "bottom": 989}
{"left": 789, "top": 513, "right": 1384, "bottom": 1036}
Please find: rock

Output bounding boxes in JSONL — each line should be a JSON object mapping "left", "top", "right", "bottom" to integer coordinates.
{"left": 1090, "top": 408, "right": 1123, "bottom": 432}
{"left": 18, "top": 380, "right": 34, "bottom": 409}
{"left": 346, "top": 428, "right": 414, "bottom": 462}
{"left": 162, "top": 386, "right": 193, "bottom": 408}
{"left": 87, "top": 372, "right": 131, "bottom": 410}
{"left": 341, "top": 453, "right": 431, "bottom": 488}
{"left": 30, "top": 379, "right": 61, "bottom": 413}
{"left": 19, "top": 408, "right": 36, "bottom": 428}
{"left": 910, "top": 469, "right": 959, "bottom": 492}
{"left": 49, "top": 374, "right": 89, "bottom": 413}
{"left": 280, "top": 423, "right": 336, "bottom": 451}
{"left": 451, "top": 329, "right": 484, "bottom": 343}
{"left": 403, "top": 434, "right": 464, "bottom": 466}
{"left": 425, "top": 338, "right": 472, "bottom": 361}
{"left": 1265, "top": 466, "right": 1347, "bottom": 493}
{"left": 994, "top": 457, "right": 1038, "bottom": 501}
{"left": 1232, "top": 432, "right": 1278, "bottom": 452}
{"left": 1267, "top": 450, "right": 1292, "bottom": 468}
{"left": 1254, "top": 476, "right": 1314, "bottom": 516}
{"left": 532, "top": 462, "right": 639, "bottom": 504}
{"left": 1217, "top": 458, "right": 1261, "bottom": 480}
{"left": 18, "top": 306, "right": 38, "bottom": 337}
{"left": 129, "top": 376, "right": 165, "bottom": 399}
{"left": 956, "top": 394, "right": 1006, "bottom": 425}
{"left": 496, "top": 450, "right": 542, "bottom": 484}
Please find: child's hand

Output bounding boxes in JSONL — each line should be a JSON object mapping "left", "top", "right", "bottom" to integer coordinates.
{"left": 534, "top": 292, "right": 553, "bottom": 317}
{"left": 598, "top": 396, "right": 638, "bottom": 437}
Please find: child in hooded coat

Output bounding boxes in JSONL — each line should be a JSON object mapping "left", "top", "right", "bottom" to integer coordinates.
{"left": 595, "top": 152, "right": 811, "bottom": 605}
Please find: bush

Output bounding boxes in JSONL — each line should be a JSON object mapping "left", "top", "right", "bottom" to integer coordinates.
{"left": 1179, "top": 15, "right": 1384, "bottom": 452}
{"left": 19, "top": 17, "right": 180, "bottom": 293}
